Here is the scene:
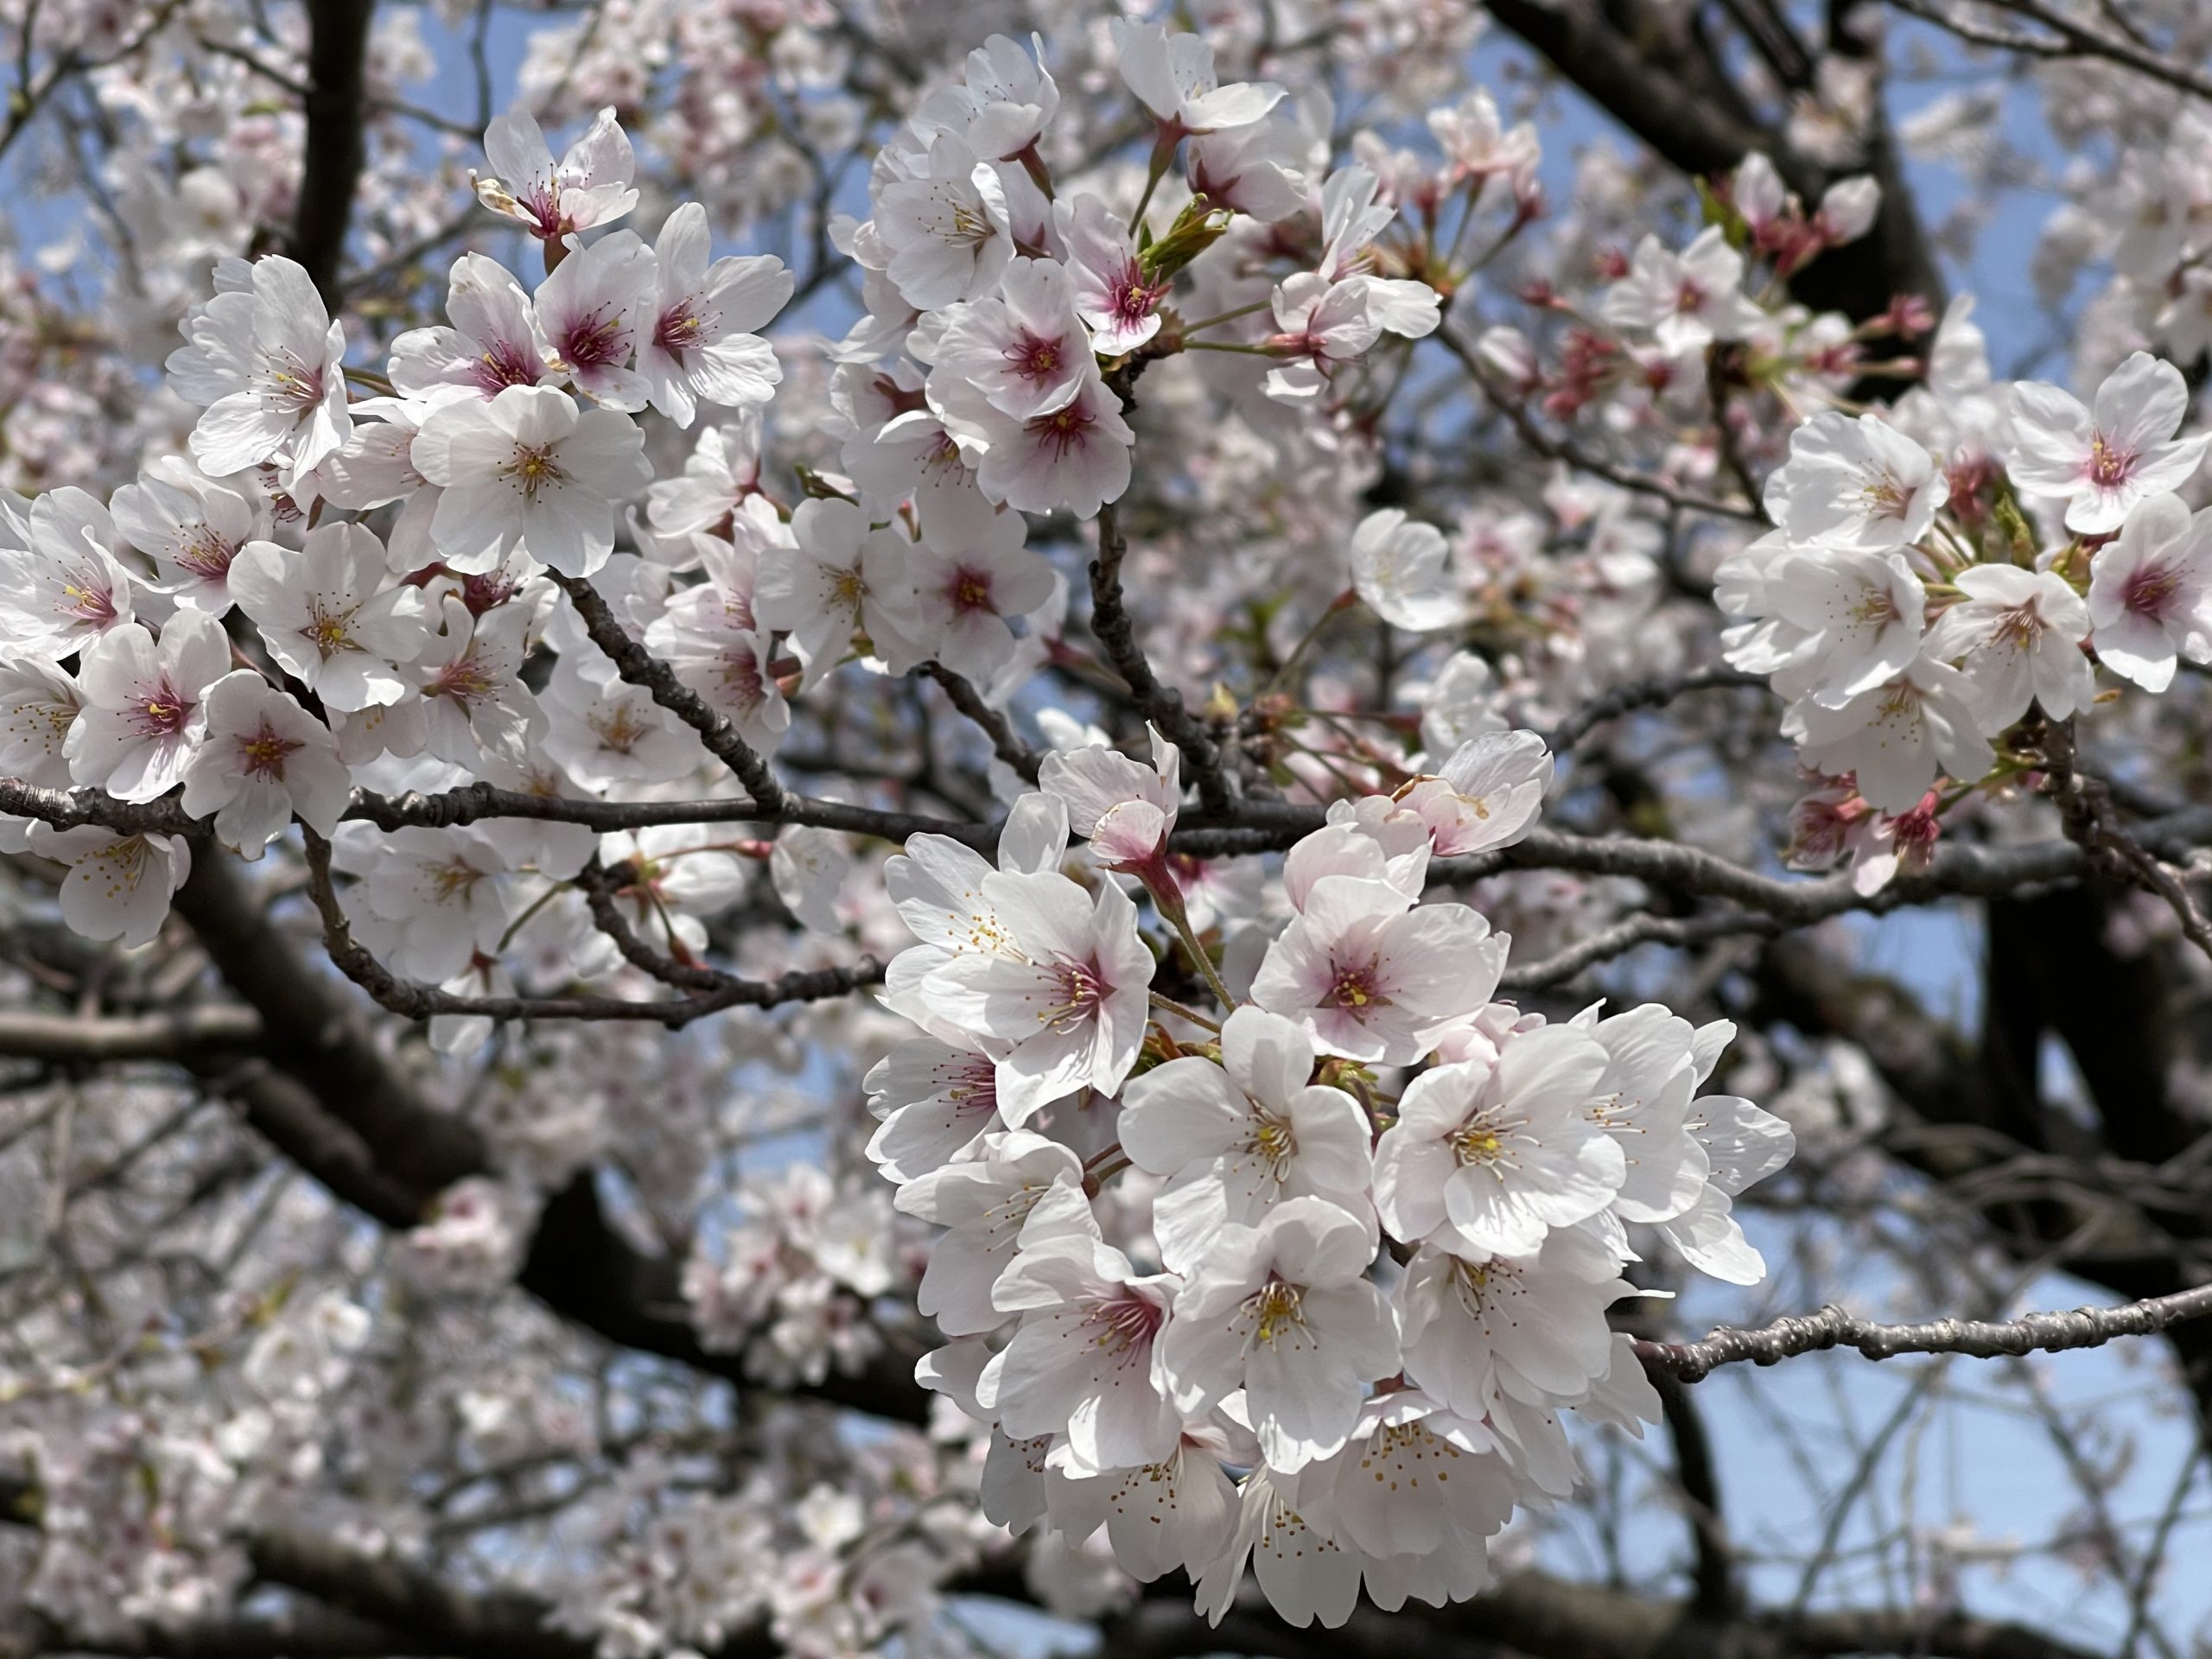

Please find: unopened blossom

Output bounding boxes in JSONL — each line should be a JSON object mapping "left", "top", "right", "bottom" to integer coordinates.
{"left": 1112, "top": 20, "right": 1283, "bottom": 139}
{"left": 894, "top": 1130, "right": 1093, "bottom": 1335}
{"left": 1351, "top": 508, "right": 1466, "bottom": 632}
{"left": 1395, "top": 732, "right": 1553, "bottom": 856}
{"left": 64, "top": 610, "right": 229, "bottom": 803}
{"left": 1926, "top": 563, "right": 2094, "bottom": 725}
{"left": 1152, "top": 1196, "right": 1398, "bottom": 1474}
{"left": 1251, "top": 876, "right": 1507, "bottom": 1065}
{"left": 876, "top": 132, "right": 1014, "bottom": 310}
{"left": 1769, "top": 412, "right": 1948, "bottom": 550}
{"left": 109, "top": 462, "right": 263, "bottom": 612}
{"left": 0, "top": 487, "right": 136, "bottom": 658}
{"left": 1600, "top": 226, "right": 1764, "bottom": 354}
{"left": 908, "top": 488, "right": 1056, "bottom": 681}
{"left": 981, "top": 1235, "right": 1181, "bottom": 1472}
{"left": 1791, "top": 658, "right": 1994, "bottom": 813}
{"left": 932, "top": 257, "right": 1094, "bottom": 421}
{"left": 180, "top": 672, "right": 351, "bottom": 855}
{"left": 1119, "top": 1007, "right": 1374, "bottom": 1274}
{"left": 756, "top": 497, "right": 930, "bottom": 684}
{"left": 475, "top": 105, "right": 638, "bottom": 241}
{"left": 26, "top": 824, "right": 192, "bottom": 948}
{"left": 920, "top": 863, "right": 1154, "bottom": 1122}
{"left": 640, "top": 203, "right": 792, "bottom": 426}
{"left": 1374, "top": 1027, "right": 1626, "bottom": 1258}
{"left": 389, "top": 252, "right": 552, "bottom": 401}
{"left": 231, "top": 523, "right": 429, "bottom": 710}
{"left": 2008, "top": 352, "right": 2211, "bottom": 535}
{"left": 2085, "top": 492, "right": 2212, "bottom": 692}
{"left": 414, "top": 384, "right": 652, "bottom": 576}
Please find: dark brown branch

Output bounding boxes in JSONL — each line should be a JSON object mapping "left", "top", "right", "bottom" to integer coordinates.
{"left": 1090, "top": 500, "right": 1234, "bottom": 811}
{"left": 290, "top": 0, "right": 378, "bottom": 306}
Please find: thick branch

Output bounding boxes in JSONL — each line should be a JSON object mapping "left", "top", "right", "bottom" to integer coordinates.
{"left": 291, "top": 0, "right": 378, "bottom": 305}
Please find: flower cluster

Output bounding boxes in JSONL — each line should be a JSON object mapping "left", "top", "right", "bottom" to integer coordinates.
{"left": 869, "top": 740, "right": 1791, "bottom": 1626}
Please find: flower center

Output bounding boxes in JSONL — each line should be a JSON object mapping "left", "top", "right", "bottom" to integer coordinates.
{"left": 134, "top": 683, "right": 194, "bottom": 738}
{"left": 1039, "top": 957, "right": 1108, "bottom": 1032}
{"left": 305, "top": 602, "right": 358, "bottom": 658}
{"left": 2087, "top": 435, "right": 2133, "bottom": 489}
{"left": 1325, "top": 959, "right": 1389, "bottom": 1013}
{"left": 474, "top": 340, "right": 544, "bottom": 392}
{"left": 561, "top": 309, "right": 627, "bottom": 369}
{"left": 175, "top": 526, "right": 239, "bottom": 583}
{"left": 2125, "top": 560, "right": 2183, "bottom": 619}
{"left": 1088, "top": 1288, "right": 1164, "bottom": 1357}
{"left": 1243, "top": 1279, "right": 1309, "bottom": 1348}
{"left": 507, "top": 443, "right": 565, "bottom": 502}
{"left": 654, "top": 302, "right": 707, "bottom": 355}
{"left": 1027, "top": 400, "right": 1094, "bottom": 458}
{"left": 239, "top": 721, "right": 303, "bottom": 779}
{"left": 1006, "top": 331, "right": 1062, "bottom": 382}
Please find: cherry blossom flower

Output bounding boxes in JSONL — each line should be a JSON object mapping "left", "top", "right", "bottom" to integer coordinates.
{"left": 1395, "top": 732, "right": 1553, "bottom": 856}
{"left": 109, "top": 462, "right": 263, "bottom": 613}
{"left": 179, "top": 672, "right": 352, "bottom": 855}
{"left": 865, "top": 1039, "right": 1004, "bottom": 1181}
{"left": 529, "top": 228, "right": 655, "bottom": 410}
{"left": 979, "top": 1234, "right": 1181, "bottom": 1472}
{"left": 1600, "top": 227, "right": 1764, "bottom": 354}
{"left": 413, "top": 595, "right": 540, "bottom": 766}
{"left": 231, "top": 523, "right": 430, "bottom": 714}
{"left": 1373, "top": 1027, "right": 1625, "bottom": 1257}
{"left": 2008, "top": 352, "right": 2211, "bottom": 536}
{"left": 166, "top": 255, "right": 352, "bottom": 478}
{"left": 1251, "top": 875, "right": 1506, "bottom": 1065}
{"left": 934, "top": 363, "right": 1135, "bottom": 518}
{"left": 894, "top": 1130, "right": 1094, "bottom": 1335}
{"left": 919, "top": 861, "right": 1154, "bottom": 1122}
{"left": 907, "top": 488, "right": 1056, "bottom": 681}
{"left": 413, "top": 384, "right": 652, "bottom": 577}
{"left": 341, "top": 824, "right": 523, "bottom": 982}
{"left": 876, "top": 132, "right": 1014, "bottom": 310}
{"left": 770, "top": 826, "right": 851, "bottom": 934}
{"left": 1768, "top": 412, "right": 1948, "bottom": 550}
{"left": 1760, "top": 548, "right": 1928, "bottom": 707}
{"left": 1038, "top": 723, "right": 1182, "bottom": 874}
{"left": 388, "top": 253, "right": 552, "bottom": 401}
{"left": 25, "top": 824, "right": 192, "bottom": 948}
{"left": 640, "top": 203, "right": 792, "bottom": 426}
{"left": 755, "top": 497, "right": 929, "bottom": 685}
{"left": 2084, "top": 492, "right": 2212, "bottom": 692}
{"left": 0, "top": 658, "right": 83, "bottom": 785}
{"left": 932, "top": 257, "right": 1093, "bottom": 422}
{"left": 1118, "top": 1007, "right": 1375, "bottom": 1274}
{"left": 475, "top": 105, "right": 638, "bottom": 242}
{"left": 1152, "top": 1195, "right": 1398, "bottom": 1474}
{"left": 1112, "top": 20, "right": 1284, "bottom": 140}
{"left": 64, "top": 610, "right": 230, "bottom": 803}
{"left": 1351, "top": 508, "right": 1467, "bottom": 632}
{"left": 1926, "top": 563, "right": 2094, "bottom": 726}
{"left": 1060, "top": 195, "right": 1168, "bottom": 354}
{"left": 922, "top": 33, "right": 1059, "bottom": 162}
{"left": 0, "top": 488, "right": 137, "bottom": 658}
{"left": 1790, "top": 658, "right": 1995, "bottom": 813}
{"left": 1395, "top": 1223, "right": 1638, "bottom": 1419}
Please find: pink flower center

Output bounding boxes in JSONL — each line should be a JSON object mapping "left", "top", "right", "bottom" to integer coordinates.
{"left": 2124, "top": 559, "right": 2183, "bottom": 619}
{"left": 560, "top": 309, "right": 627, "bottom": 369}
{"left": 1005, "top": 330, "right": 1063, "bottom": 383}
{"left": 1088, "top": 1288, "right": 1164, "bottom": 1357}
{"left": 654, "top": 302, "right": 707, "bottom": 356}
{"left": 1027, "top": 399, "right": 1095, "bottom": 459}
{"left": 239, "top": 720, "right": 304, "bottom": 779}
{"left": 1325, "top": 958, "right": 1389, "bottom": 1014}
{"left": 474, "top": 338, "right": 544, "bottom": 393}
{"left": 133, "top": 678, "right": 194, "bottom": 739}
{"left": 1674, "top": 277, "right": 1707, "bottom": 315}
{"left": 2087, "top": 435, "right": 2134, "bottom": 489}
{"left": 1041, "top": 957, "right": 1108, "bottom": 1032}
